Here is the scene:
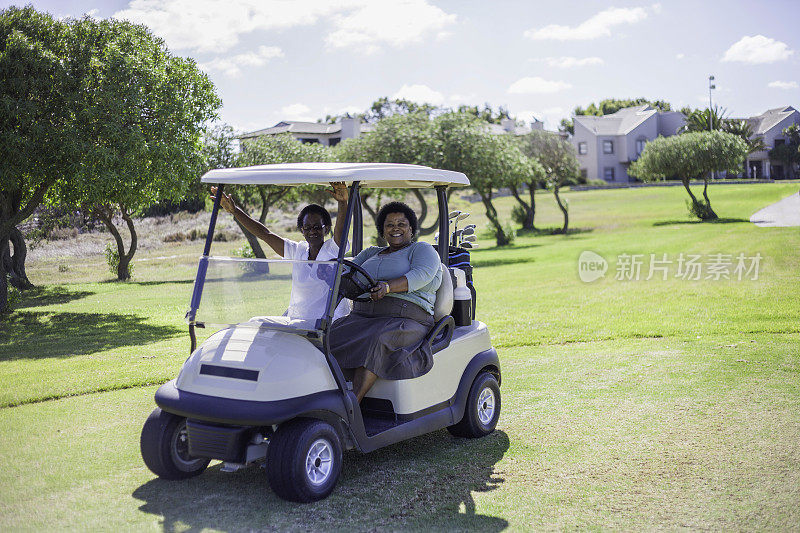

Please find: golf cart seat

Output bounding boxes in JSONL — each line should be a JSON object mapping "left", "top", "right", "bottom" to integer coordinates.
{"left": 425, "top": 264, "right": 455, "bottom": 354}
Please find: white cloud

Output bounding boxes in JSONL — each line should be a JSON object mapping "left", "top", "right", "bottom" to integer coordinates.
{"left": 280, "top": 103, "right": 314, "bottom": 121}
{"left": 676, "top": 53, "right": 685, "bottom": 60}
{"left": 524, "top": 7, "right": 648, "bottom": 41}
{"left": 392, "top": 84, "right": 445, "bottom": 105}
{"left": 325, "top": 0, "right": 457, "bottom": 54}
{"left": 114, "top": 0, "right": 455, "bottom": 54}
{"left": 507, "top": 77, "right": 572, "bottom": 94}
{"left": 543, "top": 56, "right": 604, "bottom": 68}
{"left": 722, "top": 35, "right": 794, "bottom": 64}
{"left": 768, "top": 80, "right": 799, "bottom": 90}
{"left": 199, "top": 46, "right": 283, "bottom": 77}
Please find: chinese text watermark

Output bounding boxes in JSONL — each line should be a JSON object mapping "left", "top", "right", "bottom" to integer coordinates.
{"left": 579, "top": 251, "right": 762, "bottom": 283}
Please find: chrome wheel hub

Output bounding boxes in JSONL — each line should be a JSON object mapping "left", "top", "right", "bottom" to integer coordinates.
{"left": 477, "top": 388, "right": 496, "bottom": 425}
{"left": 305, "top": 438, "right": 333, "bottom": 485}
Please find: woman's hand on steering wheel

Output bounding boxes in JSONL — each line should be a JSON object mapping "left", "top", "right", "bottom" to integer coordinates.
{"left": 339, "top": 259, "right": 379, "bottom": 302}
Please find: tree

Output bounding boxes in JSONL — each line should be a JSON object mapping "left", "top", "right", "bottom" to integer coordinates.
{"left": 333, "top": 112, "right": 439, "bottom": 237}
{"left": 629, "top": 131, "right": 748, "bottom": 220}
{"left": 507, "top": 146, "right": 546, "bottom": 230}
{"left": 518, "top": 131, "right": 579, "bottom": 233}
{"left": 682, "top": 105, "right": 728, "bottom": 133}
{"left": 432, "top": 113, "right": 530, "bottom": 245}
{"left": 46, "top": 16, "right": 220, "bottom": 281}
{"left": 233, "top": 133, "right": 329, "bottom": 256}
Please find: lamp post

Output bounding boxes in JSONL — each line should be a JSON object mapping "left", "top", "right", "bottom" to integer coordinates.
{"left": 709, "top": 75, "right": 716, "bottom": 179}
{"left": 708, "top": 75, "right": 715, "bottom": 132}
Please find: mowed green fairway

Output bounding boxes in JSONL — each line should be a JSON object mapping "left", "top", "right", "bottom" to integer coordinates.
{"left": 1, "top": 182, "right": 798, "bottom": 530}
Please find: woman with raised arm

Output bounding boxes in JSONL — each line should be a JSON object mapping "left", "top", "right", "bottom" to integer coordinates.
{"left": 210, "top": 182, "right": 350, "bottom": 321}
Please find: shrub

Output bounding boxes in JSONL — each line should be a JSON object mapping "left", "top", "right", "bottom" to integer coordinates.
{"left": 104, "top": 243, "right": 133, "bottom": 278}
{"left": 47, "top": 226, "right": 78, "bottom": 240}
{"left": 511, "top": 204, "right": 528, "bottom": 226}
{"left": 162, "top": 231, "right": 188, "bottom": 243}
{"left": 58, "top": 264, "right": 70, "bottom": 272}
{"left": 212, "top": 230, "right": 236, "bottom": 242}
{"left": 233, "top": 243, "right": 256, "bottom": 258}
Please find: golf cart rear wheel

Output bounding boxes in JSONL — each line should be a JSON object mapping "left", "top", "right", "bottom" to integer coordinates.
{"left": 140, "top": 408, "right": 210, "bottom": 480}
{"left": 266, "top": 418, "right": 343, "bottom": 503}
{"left": 448, "top": 372, "right": 501, "bottom": 438}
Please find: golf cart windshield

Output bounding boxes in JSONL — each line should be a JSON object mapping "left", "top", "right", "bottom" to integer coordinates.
{"left": 187, "top": 257, "right": 337, "bottom": 333}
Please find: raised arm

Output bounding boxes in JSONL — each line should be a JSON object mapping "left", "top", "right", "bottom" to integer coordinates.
{"left": 329, "top": 182, "right": 349, "bottom": 247}
{"left": 210, "top": 186, "right": 285, "bottom": 257}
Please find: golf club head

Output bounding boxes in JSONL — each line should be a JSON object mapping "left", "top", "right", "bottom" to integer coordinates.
{"left": 464, "top": 224, "right": 476, "bottom": 230}
{"left": 456, "top": 212, "right": 470, "bottom": 221}
{"left": 463, "top": 235, "right": 477, "bottom": 242}
{"left": 461, "top": 242, "right": 473, "bottom": 248}
{"left": 461, "top": 227, "right": 475, "bottom": 236}
{"left": 448, "top": 210, "right": 461, "bottom": 219}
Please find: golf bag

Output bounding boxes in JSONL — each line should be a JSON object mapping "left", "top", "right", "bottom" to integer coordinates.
{"left": 448, "top": 245, "right": 476, "bottom": 319}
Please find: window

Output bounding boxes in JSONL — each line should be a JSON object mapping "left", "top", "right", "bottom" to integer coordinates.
{"left": 578, "top": 142, "right": 588, "bottom": 155}
{"left": 580, "top": 169, "right": 588, "bottom": 180}
{"left": 636, "top": 139, "right": 646, "bottom": 155}
{"left": 299, "top": 138, "right": 320, "bottom": 144}
{"left": 603, "top": 167, "right": 615, "bottom": 180}
{"left": 328, "top": 137, "right": 341, "bottom": 147}
{"left": 603, "top": 140, "right": 614, "bottom": 154}
{"left": 775, "top": 139, "right": 786, "bottom": 147}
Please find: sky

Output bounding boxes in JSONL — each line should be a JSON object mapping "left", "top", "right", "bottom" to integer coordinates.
{"left": 4, "top": 0, "right": 799, "bottom": 133}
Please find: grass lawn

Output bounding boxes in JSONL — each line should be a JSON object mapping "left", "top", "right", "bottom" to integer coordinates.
{"left": 1, "top": 182, "right": 799, "bottom": 530}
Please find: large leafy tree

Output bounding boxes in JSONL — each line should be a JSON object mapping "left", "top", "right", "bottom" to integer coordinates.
{"left": 518, "top": 131, "right": 579, "bottom": 233}
{"left": 629, "top": 131, "right": 748, "bottom": 220}
{"left": 334, "top": 112, "right": 440, "bottom": 236}
{"left": 432, "top": 112, "right": 530, "bottom": 246}
{"left": 232, "top": 133, "right": 329, "bottom": 256}
{"left": 1, "top": 7, "right": 88, "bottom": 309}
{"left": 51, "top": 16, "right": 220, "bottom": 281}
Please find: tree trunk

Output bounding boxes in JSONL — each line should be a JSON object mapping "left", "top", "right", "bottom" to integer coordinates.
{"left": 96, "top": 204, "right": 138, "bottom": 281}
{"left": 701, "top": 178, "right": 718, "bottom": 220}
{"left": 478, "top": 191, "right": 511, "bottom": 246}
{"left": 234, "top": 218, "right": 267, "bottom": 258}
{"left": 4, "top": 227, "right": 34, "bottom": 289}
{"left": 412, "top": 189, "right": 438, "bottom": 236}
{"left": 553, "top": 186, "right": 569, "bottom": 234}
{"left": 0, "top": 236, "right": 8, "bottom": 314}
{"left": 508, "top": 184, "right": 534, "bottom": 230}
{"left": 361, "top": 192, "right": 387, "bottom": 246}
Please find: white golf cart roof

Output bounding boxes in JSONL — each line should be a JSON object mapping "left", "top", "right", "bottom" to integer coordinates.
{"left": 200, "top": 162, "right": 469, "bottom": 189}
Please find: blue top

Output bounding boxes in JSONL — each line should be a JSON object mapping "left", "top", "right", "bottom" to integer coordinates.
{"left": 351, "top": 241, "right": 443, "bottom": 315}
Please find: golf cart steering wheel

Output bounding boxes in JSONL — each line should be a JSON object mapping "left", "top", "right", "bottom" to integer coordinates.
{"left": 339, "top": 259, "right": 378, "bottom": 302}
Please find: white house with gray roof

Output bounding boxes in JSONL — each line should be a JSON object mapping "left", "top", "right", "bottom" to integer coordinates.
{"left": 239, "top": 117, "right": 372, "bottom": 147}
{"left": 741, "top": 106, "right": 800, "bottom": 179}
{"left": 571, "top": 105, "right": 685, "bottom": 182}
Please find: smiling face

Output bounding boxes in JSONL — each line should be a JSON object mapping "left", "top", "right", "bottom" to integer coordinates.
{"left": 382, "top": 212, "right": 413, "bottom": 248}
{"left": 300, "top": 212, "right": 328, "bottom": 247}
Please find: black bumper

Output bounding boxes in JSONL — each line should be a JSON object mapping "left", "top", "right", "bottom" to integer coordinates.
{"left": 155, "top": 380, "right": 348, "bottom": 427}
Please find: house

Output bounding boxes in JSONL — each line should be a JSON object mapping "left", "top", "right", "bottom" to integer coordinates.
{"left": 742, "top": 106, "right": 800, "bottom": 179}
{"left": 239, "top": 117, "right": 372, "bottom": 147}
{"left": 571, "top": 105, "right": 685, "bottom": 182}
{"left": 487, "top": 117, "right": 544, "bottom": 135}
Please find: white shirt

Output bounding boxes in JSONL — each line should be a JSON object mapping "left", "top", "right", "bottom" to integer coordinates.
{"left": 282, "top": 237, "right": 351, "bottom": 322}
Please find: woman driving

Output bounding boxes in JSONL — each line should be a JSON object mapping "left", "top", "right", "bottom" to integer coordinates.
{"left": 329, "top": 201, "right": 443, "bottom": 402}
{"left": 210, "top": 183, "right": 350, "bottom": 321}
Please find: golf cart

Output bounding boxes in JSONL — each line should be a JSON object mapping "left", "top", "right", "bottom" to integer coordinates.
{"left": 141, "top": 162, "right": 501, "bottom": 502}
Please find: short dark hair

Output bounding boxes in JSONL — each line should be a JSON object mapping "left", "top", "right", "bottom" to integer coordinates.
{"left": 376, "top": 201, "right": 418, "bottom": 237}
{"left": 297, "top": 204, "right": 332, "bottom": 229}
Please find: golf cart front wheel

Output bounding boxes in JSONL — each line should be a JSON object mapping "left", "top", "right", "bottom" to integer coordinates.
{"left": 266, "top": 418, "right": 343, "bottom": 503}
{"left": 140, "top": 407, "right": 210, "bottom": 480}
{"left": 448, "top": 371, "right": 501, "bottom": 438}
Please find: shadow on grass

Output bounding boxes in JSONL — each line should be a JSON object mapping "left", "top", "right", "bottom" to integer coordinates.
{"left": 133, "top": 429, "right": 510, "bottom": 531}
{"left": 472, "top": 257, "right": 535, "bottom": 268}
{"left": 653, "top": 217, "right": 750, "bottom": 227}
{"left": 517, "top": 226, "right": 594, "bottom": 236}
{"left": 0, "top": 311, "right": 182, "bottom": 361}
{"left": 13, "top": 285, "right": 94, "bottom": 310}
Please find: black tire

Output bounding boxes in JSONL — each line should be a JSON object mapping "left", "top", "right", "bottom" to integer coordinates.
{"left": 266, "top": 418, "right": 343, "bottom": 503}
{"left": 448, "top": 372, "right": 501, "bottom": 438}
{"left": 140, "top": 407, "right": 210, "bottom": 480}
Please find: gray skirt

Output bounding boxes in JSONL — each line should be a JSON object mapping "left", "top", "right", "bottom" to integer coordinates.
{"left": 329, "top": 297, "right": 435, "bottom": 380}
